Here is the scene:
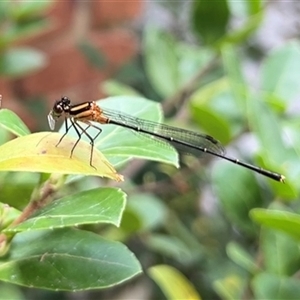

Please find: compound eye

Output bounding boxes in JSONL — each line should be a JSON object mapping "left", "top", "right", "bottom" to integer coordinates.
{"left": 54, "top": 104, "right": 63, "bottom": 114}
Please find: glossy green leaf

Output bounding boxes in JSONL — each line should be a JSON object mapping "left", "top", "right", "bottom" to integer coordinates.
{"left": 62, "top": 96, "right": 179, "bottom": 168}
{"left": 252, "top": 272, "right": 300, "bottom": 299}
{"left": 148, "top": 265, "right": 201, "bottom": 300}
{"left": 0, "top": 47, "right": 47, "bottom": 78}
{"left": 212, "top": 161, "right": 262, "bottom": 235}
{"left": 250, "top": 209, "right": 300, "bottom": 241}
{"left": 192, "top": 0, "right": 229, "bottom": 45}
{"left": 261, "top": 41, "right": 300, "bottom": 104}
{"left": 226, "top": 242, "right": 259, "bottom": 274}
{"left": 144, "top": 28, "right": 179, "bottom": 98}
{"left": 0, "top": 108, "right": 31, "bottom": 136}
{"left": 4, "top": 188, "right": 126, "bottom": 232}
{"left": 0, "top": 228, "right": 142, "bottom": 291}
{"left": 0, "top": 132, "right": 123, "bottom": 181}
{"left": 260, "top": 227, "right": 300, "bottom": 276}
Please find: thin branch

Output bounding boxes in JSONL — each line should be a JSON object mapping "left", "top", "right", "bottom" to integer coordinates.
{"left": 163, "top": 54, "right": 219, "bottom": 115}
{"left": 10, "top": 175, "right": 64, "bottom": 227}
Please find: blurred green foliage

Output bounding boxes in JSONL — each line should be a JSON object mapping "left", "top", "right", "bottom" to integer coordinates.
{"left": 0, "top": 1, "right": 300, "bottom": 299}
{"left": 0, "top": 1, "right": 50, "bottom": 77}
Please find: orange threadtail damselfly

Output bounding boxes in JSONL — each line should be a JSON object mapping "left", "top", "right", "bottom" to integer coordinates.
{"left": 48, "top": 96, "right": 285, "bottom": 183}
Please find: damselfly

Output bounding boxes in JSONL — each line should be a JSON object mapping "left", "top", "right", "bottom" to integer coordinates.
{"left": 48, "top": 96, "right": 285, "bottom": 182}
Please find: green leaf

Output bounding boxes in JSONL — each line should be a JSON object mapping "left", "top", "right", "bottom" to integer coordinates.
{"left": 148, "top": 265, "right": 201, "bottom": 300}
{"left": 0, "top": 47, "right": 47, "bottom": 78}
{"left": 0, "top": 127, "right": 9, "bottom": 146}
{"left": 163, "top": 215, "right": 204, "bottom": 263}
{"left": 250, "top": 209, "right": 300, "bottom": 241}
{"left": 144, "top": 27, "right": 179, "bottom": 98}
{"left": 127, "top": 193, "right": 168, "bottom": 231}
{"left": 177, "top": 45, "right": 213, "bottom": 87}
{"left": 192, "top": 0, "right": 229, "bottom": 45}
{"left": 78, "top": 41, "right": 107, "bottom": 70}
{"left": 190, "top": 77, "right": 243, "bottom": 137}
{"left": 226, "top": 242, "right": 259, "bottom": 274}
{"left": 144, "top": 234, "right": 194, "bottom": 263}
{"left": 0, "top": 172, "right": 39, "bottom": 210}
{"left": 0, "top": 228, "right": 142, "bottom": 291}
{"left": 0, "top": 20, "right": 50, "bottom": 50}
{"left": 191, "top": 77, "right": 230, "bottom": 106}
{"left": 0, "top": 132, "right": 123, "bottom": 181}
{"left": 260, "top": 227, "right": 300, "bottom": 276}
{"left": 0, "top": 202, "right": 20, "bottom": 231}
{"left": 246, "top": 0, "right": 262, "bottom": 15}
{"left": 101, "top": 80, "right": 142, "bottom": 97}
{"left": 0, "top": 108, "right": 31, "bottom": 136}
{"left": 212, "top": 162, "right": 262, "bottom": 235}
{"left": 0, "top": 2, "right": 9, "bottom": 23}
{"left": 9, "top": 1, "right": 53, "bottom": 21}
{"left": 221, "top": 44, "right": 248, "bottom": 113}
{"left": 111, "top": 195, "right": 168, "bottom": 240}
{"left": 213, "top": 275, "right": 245, "bottom": 300}
{"left": 118, "top": 209, "right": 143, "bottom": 236}
{"left": 218, "top": 12, "right": 263, "bottom": 46}
{"left": 261, "top": 41, "right": 300, "bottom": 104}
{"left": 252, "top": 273, "right": 300, "bottom": 300}
{"left": 4, "top": 188, "right": 126, "bottom": 232}
{"left": 190, "top": 105, "right": 231, "bottom": 145}
{"left": 63, "top": 96, "right": 179, "bottom": 168}
{"left": 0, "top": 283, "right": 25, "bottom": 300}
{"left": 227, "top": 0, "right": 262, "bottom": 17}
{"left": 247, "top": 96, "right": 286, "bottom": 163}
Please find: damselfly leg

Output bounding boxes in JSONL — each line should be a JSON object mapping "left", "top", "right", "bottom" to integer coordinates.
{"left": 69, "top": 120, "right": 103, "bottom": 168}
{"left": 53, "top": 115, "right": 103, "bottom": 168}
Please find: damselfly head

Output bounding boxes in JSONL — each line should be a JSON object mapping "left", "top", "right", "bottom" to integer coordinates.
{"left": 48, "top": 96, "right": 71, "bottom": 130}
{"left": 53, "top": 96, "right": 71, "bottom": 115}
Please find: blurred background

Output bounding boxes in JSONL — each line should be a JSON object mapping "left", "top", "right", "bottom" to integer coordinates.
{"left": 1, "top": 0, "right": 300, "bottom": 299}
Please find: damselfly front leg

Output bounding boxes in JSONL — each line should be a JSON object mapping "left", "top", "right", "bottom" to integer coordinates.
{"left": 56, "top": 118, "right": 73, "bottom": 147}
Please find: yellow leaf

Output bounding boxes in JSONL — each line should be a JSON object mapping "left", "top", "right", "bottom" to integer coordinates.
{"left": 0, "top": 132, "right": 123, "bottom": 181}
{"left": 148, "top": 265, "right": 201, "bottom": 300}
